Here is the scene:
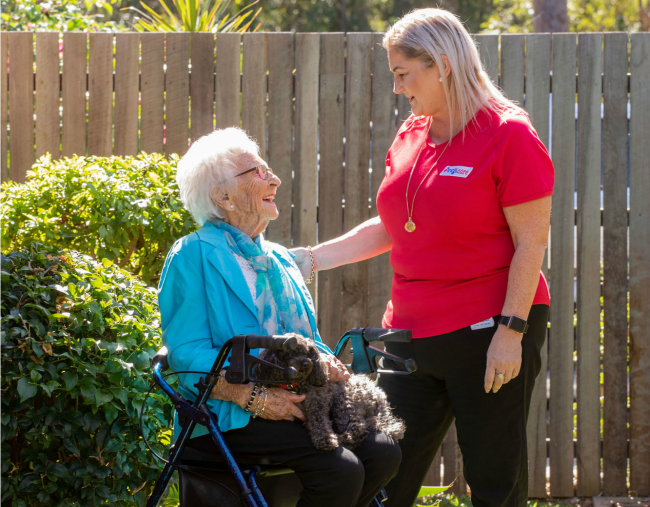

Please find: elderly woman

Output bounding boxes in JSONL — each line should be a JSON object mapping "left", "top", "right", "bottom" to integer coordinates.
{"left": 157, "top": 127, "right": 401, "bottom": 507}
{"left": 292, "top": 8, "right": 554, "bottom": 507}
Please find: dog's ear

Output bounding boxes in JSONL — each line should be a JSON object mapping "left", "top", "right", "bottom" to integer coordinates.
{"left": 308, "top": 349, "right": 328, "bottom": 387}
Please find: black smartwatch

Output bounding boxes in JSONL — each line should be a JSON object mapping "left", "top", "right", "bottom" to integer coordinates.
{"left": 499, "top": 315, "right": 529, "bottom": 334}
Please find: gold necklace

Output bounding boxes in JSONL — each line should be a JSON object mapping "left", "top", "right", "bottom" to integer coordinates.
{"left": 404, "top": 121, "right": 450, "bottom": 233}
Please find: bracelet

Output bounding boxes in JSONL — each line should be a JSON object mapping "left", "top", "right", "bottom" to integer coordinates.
{"left": 305, "top": 246, "right": 316, "bottom": 284}
{"left": 253, "top": 386, "right": 268, "bottom": 419}
{"left": 256, "top": 387, "right": 269, "bottom": 418}
{"left": 244, "top": 384, "right": 260, "bottom": 413}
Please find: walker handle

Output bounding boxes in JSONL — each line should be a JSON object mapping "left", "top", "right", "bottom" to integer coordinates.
{"left": 244, "top": 334, "right": 298, "bottom": 351}
{"left": 363, "top": 328, "right": 412, "bottom": 343}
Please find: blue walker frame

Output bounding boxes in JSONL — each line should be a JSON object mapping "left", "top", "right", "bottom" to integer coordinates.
{"left": 144, "top": 328, "right": 417, "bottom": 507}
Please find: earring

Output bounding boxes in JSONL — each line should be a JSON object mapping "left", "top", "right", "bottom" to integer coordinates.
{"left": 439, "top": 77, "right": 443, "bottom": 82}
{"left": 230, "top": 205, "right": 234, "bottom": 209}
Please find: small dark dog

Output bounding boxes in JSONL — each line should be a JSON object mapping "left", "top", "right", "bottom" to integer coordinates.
{"left": 255, "top": 335, "right": 405, "bottom": 451}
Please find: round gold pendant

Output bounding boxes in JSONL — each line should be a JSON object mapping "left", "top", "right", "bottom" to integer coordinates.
{"left": 404, "top": 219, "right": 416, "bottom": 233}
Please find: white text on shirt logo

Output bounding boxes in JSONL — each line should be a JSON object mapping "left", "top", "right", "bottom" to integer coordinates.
{"left": 440, "top": 166, "right": 473, "bottom": 178}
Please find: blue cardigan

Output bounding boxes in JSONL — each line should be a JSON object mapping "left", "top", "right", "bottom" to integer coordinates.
{"left": 158, "top": 221, "right": 332, "bottom": 439}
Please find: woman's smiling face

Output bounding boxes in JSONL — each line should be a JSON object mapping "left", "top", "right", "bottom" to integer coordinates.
{"left": 387, "top": 46, "right": 446, "bottom": 118}
{"left": 217, "top": 153, "right": 282, "bottom": 237}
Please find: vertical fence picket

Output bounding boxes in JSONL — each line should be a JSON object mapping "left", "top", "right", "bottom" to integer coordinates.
{"left": 397, "top": 94, "right": 410, "bottom": 128}
{"left": 368, "top": 33, "right": 394, "bottom": 328}
{"left": 1, "top": 32, "right": 7, "bottom": 180}
{"left": 317, "top": 33, "right": 346, "bottom": 347}
{"left": 165, "top": 33, "right": 190, "bottom": 156}
{"left": 474, "top": 34, "right": 498, "bottom": 85}
{"left": 524, "top": 33, "right": 551, "bottom": 499}
{"left": 242, "top": 33, "right": 267, "bottom": 154}
{"left": 576, "top": 32, "right": 603, "bottom": 498}
{"left": 266, "top": 33, "right": 294, "bottom": 247}
{"left": 342, "top": 33, "right": 373, "bottom": 331}
{"left": 87, "top": 33, "right": 113, "bottom": 156}
{"left": 424, "top": 448, "right": 442, "bottom": 487}
{"left": 500, "top": 34, "right": 525, "bottom": 106}
{"left": 8, "top": 33, "right": 34, "bottom": 183}
{"left": 140, "top": 34, "right": 164, "bottom": 155}
{"left": 293, "top": 33, "right": 320, "bottom": 302}
{"left": 549, "top": 33, "right": 577, "bottom": 499}
{"left": 114, "top": 33, "right": 139, "bottom": 156}
{"left": 61, "top": 32, "right": 86, "bottom": 158}
{"left": 189, "top": 33, "right": 215, "bottom": 143}
{"left": 602, "top": 32, "right": 629, "bottom": 497}
{"left": 443, "top": 423, "right": 468, "bottom": 496}
{"left": 629, "top": 32, "right": 650, "bottom": 497}
{"left": 35, "top": 33, "right": 60, "bottom": 160}
{"left": 215, "top": 33, "right": 241, "bottom": 130}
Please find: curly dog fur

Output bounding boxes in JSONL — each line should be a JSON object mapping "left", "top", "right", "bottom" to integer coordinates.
{"left": 255, "top": 335, "right": 405, "bottom": 451}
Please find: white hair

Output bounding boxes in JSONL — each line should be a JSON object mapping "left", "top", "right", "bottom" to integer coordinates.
{"left": 176, "top": 127, "right": 260, "bottom": 226}
{"left": 383, "top": 8, "right": 522, "bottom": 142}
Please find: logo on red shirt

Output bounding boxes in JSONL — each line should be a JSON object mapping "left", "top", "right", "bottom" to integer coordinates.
{"left": 440, "top": 166, "right": 473, "bottom": 178}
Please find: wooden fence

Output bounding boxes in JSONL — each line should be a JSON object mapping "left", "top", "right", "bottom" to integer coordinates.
{"left": 1, "top": 31, "right": 649, "bottom": 499}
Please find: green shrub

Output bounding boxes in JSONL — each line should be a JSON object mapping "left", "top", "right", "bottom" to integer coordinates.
{"left": 1, "top": 153, "right": 196, "bottom": 286}
{"left": 1, "top": 244, "right": 171, "bottom": 506}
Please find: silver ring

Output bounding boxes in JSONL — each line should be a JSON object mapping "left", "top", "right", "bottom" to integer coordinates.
{"left": 337, "top": 367, "right": 344, "bottom": 374}
{"left": 496, "top": 373, "right": 505, "bottom": 379}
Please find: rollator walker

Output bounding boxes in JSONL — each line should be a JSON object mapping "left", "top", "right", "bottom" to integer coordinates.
{"left": 144, "top": 327, "right": 417, "bottom": 507}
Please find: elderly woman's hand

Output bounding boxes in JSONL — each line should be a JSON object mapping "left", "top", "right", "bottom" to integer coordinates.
{"left": 321, "top": 353, "right": 351, "bottom": 382}
{"left": 214, "top": 380, "right": 306, "bottom": 421}
{"left": 257, "top": 388, "right": 306, "bottom": 421}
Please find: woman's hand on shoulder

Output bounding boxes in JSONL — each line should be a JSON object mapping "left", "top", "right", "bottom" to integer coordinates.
{"left": 321, "top": 353, "right": 351, "bottom": 383}
{"left": 289, "top": 247, "right": 313, "bottom": 280}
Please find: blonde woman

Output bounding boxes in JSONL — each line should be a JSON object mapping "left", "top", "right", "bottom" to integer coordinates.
{"left": 292, "top": 9, "right": 554, "bottom": 507}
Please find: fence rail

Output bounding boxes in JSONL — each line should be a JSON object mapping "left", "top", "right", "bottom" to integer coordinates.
{"left": 1, "top": 31, "right": 649, "bottom": 499}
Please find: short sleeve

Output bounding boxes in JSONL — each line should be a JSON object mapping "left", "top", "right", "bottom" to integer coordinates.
{"left": 493, "top": 118, "right": 555, "bottom": 207}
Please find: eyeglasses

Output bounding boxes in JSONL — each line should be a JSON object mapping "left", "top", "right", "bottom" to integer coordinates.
{"left": 235, "top": 165, "right": 274, "bottom": 181}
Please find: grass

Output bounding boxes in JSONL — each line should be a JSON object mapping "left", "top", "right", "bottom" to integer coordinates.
{"left": 415, "top": 494, "right": 578, "bottom": 507}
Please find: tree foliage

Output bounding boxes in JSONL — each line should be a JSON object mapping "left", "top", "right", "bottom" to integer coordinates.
{"left": 1, "top": 245, "right": 171, "bottom": 506}
{"left": 0, "top": 0, "right": 132, "bottom": 31}
{"left": 1, "top": 153, "right": 195, "bottom": 286}
{"left": 130, "top": 0, "right": 261, "bottom": 32}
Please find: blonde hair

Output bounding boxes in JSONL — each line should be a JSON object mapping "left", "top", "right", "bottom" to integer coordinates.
{"left": 383, "top": 8, "right": 522, "bottom": 141}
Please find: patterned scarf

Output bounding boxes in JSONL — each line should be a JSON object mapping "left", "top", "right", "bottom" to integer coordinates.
{"left": 211, "top": 219, "right": 315, "bottom": 340}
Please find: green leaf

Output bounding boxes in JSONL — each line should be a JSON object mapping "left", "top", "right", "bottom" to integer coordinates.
{"left": 42, "top": 380, "right": 59, "bottom": 396}
{"left": 79, "top": 381, "right": 96, "bottom": 399}
{"left": 102, "top": 258, "right": 113, "bottom": 268}
{"left": 418, "top": 485, "right": 451, "bottom": 497}
{"left": 99, "top": 224, "right": 107, "bottom": 238}
{"left": 104, "top": 403, "right": 119, "bottom": 424}
{"left": 47, "top": 462, "right": 69, "bottom": 479}
{"left": 17, "top": 377, "right": 38, "bottom": 402}
{"left": 95, "top": 390, "right": 114, "bottom": 406}
{"left": 62, "top": 371, "right": 79, "bottom": 390}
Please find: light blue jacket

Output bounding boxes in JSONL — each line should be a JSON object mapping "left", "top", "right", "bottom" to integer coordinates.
{"left": 157, "top": 221, "right": 332, "bottom": 440}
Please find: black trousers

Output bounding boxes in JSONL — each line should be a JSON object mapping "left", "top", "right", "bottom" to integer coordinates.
{"left": 377, "top": 304, "right": 549, "bottom": 507}
{"left": 187, "top": 418, "right": 402, "bottom": 507}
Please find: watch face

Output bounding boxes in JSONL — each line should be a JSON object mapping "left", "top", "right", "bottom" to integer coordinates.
{"left": 509, "top": 317, "right": 527, "bottom": 334}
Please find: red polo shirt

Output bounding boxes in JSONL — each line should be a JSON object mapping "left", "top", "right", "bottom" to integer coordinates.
{"left": 376, "top": 106, "right": 554, "bottom": 338}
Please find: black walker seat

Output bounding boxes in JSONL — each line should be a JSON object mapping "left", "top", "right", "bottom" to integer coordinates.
{"left": 144, "top": 328, "right": 416, "bottom": 507}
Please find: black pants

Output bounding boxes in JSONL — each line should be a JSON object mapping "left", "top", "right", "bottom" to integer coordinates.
{"left": 187, "top": 418, "right": 402, "bottom": 507}
{"left": 377, "top": 304, "right": 549, "bottom": 507}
